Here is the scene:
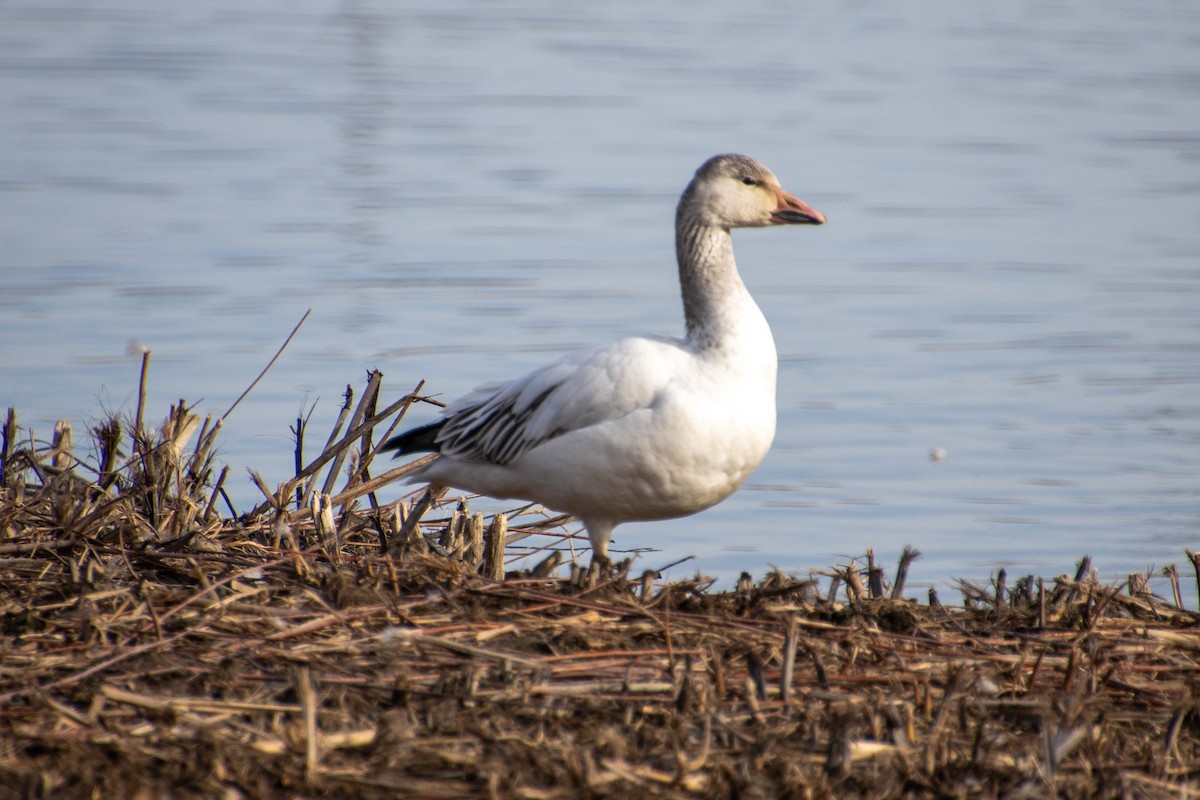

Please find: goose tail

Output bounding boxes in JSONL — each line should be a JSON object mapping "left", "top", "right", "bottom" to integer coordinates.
{"left": 383, "top": 421, "right": 444, "bottom": 455}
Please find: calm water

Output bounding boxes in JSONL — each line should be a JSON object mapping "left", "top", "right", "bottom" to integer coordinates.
{"left": 2, "top": 0, "right": 1198, "bottom": 598}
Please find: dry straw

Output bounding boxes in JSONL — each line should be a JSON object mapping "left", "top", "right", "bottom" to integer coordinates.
{"left": 1, "top": 360, "right": 1198, "bottom": 799}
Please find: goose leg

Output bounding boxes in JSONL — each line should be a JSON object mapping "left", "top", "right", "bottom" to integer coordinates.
{"left": 581, "top": 518, "right": 614, "bottom": 565}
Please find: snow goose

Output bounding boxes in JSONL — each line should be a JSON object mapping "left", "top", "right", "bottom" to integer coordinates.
{"left": 385, "top": 154, "right": 825, "bottom": 563}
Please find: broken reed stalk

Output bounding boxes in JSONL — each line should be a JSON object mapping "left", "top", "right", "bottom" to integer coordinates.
{"left": 1187, "top": 549, "right": 1200, "bottom": 610}
{"left": 891, "top": 545, "right": 921, "bottom": 599}
{"left": 780, "top": 619, "right": 798, "bottom": 706}
{"left": 319, "top": 370, "right": 381, "bottom": 500}
{"left": 1038, "top": 576, "right": 1046, "bottom": 627}
{"left": 392, "top": 483, "right": 449, "bottom": 557}
{"left": 133, "top": 348, "right": 150, "bottom": 444}
{"left": 354, "top": 376, "right": 384, "bottom": 510}
{"left": 483, "top": 513, "right": 507, "bottom": 580}
{"left": 291, "top": 409, "right": 310, "bottom": 509}
{"left": 1163, "top": 563, "right": 1182, "bottom": 609}
{"left": 204, "top": 465, "right": 230, "bottom": 521}
{"left": 842, "top": 560, "right": 866, "bottom": 602}
{"left": 464, "top": 511, "right": 485, "bottom": 566}
{"left": 1, "top": 408, "right": 16, "bottom": 485}
{"left": 866, "top": 548, "right": 884, "bottom": 598}
{"left": 305, "top": 386, "right": 354, "bottom": 503}
{"left": 51, "top": 420, "right": 73, "bottom": 470}
{"left": 93, "top": 417, "right": 122, "bottom": 491}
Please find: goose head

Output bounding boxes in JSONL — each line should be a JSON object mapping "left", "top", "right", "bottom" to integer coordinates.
{"left": 679, "top": 153, "right": 825, "bottom": 229}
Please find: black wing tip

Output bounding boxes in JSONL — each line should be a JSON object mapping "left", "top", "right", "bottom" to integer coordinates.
{"left": 382, "top": 420, "right": 444, "bottom": 456}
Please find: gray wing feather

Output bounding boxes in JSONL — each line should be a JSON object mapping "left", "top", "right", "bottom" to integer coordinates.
{"left": 435, "top": 337, "right": 684, "bottom": 465}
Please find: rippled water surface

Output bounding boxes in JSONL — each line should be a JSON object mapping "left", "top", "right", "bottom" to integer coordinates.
{"left": 2, "top": 0, "right": 1198, "bottom": 596}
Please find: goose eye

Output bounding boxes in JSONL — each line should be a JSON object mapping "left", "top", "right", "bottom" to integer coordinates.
{"left": 740, "top": 176, "right": 758, "bottom": 186}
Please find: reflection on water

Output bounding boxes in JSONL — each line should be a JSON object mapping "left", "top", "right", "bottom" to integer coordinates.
{"left": 1, "top": 0, "right": 1197, "bottom": 597}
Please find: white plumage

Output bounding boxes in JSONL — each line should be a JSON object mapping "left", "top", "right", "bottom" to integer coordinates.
{"left": 385, "top": 154, "right": 825, "bottom": 563}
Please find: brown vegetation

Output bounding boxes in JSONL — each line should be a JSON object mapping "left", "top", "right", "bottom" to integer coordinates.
{"left": 1, "top": 366, "right": 1197, "bottom": 798}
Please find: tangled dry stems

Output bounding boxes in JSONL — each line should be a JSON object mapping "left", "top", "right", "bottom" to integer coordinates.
{"left": 1, "top": 377, "right": 1198, "bottom": 799}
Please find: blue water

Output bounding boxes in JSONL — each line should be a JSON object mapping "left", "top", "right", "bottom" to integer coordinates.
{"left": 2, "top": 0, "right": 1198, "bottom": 600}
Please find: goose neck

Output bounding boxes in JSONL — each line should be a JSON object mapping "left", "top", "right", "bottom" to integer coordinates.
{"left": 675, "top": 219, "right": 752, "bottom": 347}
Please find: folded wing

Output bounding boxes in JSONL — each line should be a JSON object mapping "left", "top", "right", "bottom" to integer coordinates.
{"left": 435, "top": 336, "right": 687, "bottom": 465}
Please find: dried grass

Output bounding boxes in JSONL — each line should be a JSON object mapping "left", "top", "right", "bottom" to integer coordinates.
{"left": 2, "top": 367, "right": 1198, "bottom": 799}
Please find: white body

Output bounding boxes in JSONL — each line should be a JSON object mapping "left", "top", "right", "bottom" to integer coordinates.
{"left": 402, "top": 154, "right": 825, "bottom": 560}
